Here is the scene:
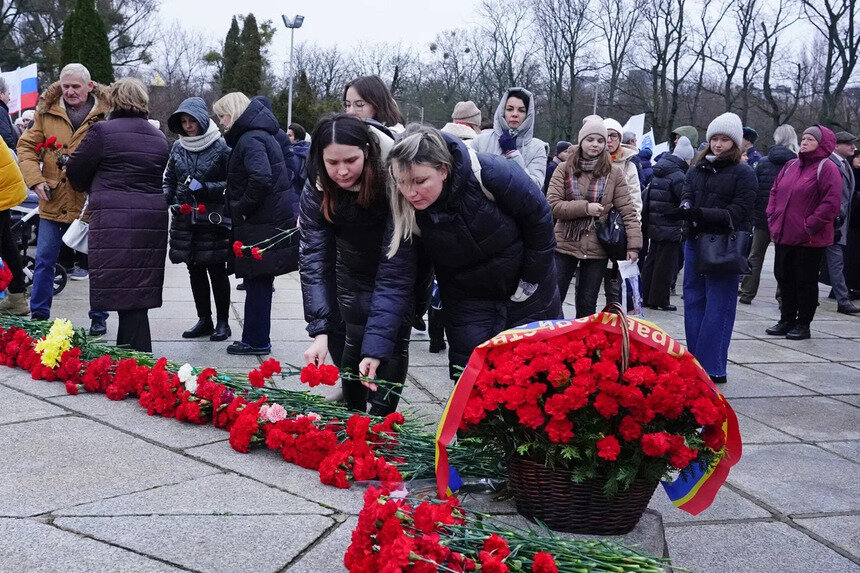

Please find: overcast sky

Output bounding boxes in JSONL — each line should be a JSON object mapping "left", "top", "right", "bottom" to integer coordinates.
{"left": 159, "top": 0, "right": 483, "bottom": 68}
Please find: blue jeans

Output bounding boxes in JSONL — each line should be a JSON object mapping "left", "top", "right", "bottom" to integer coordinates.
{"left": 30, "top": 218, "right": 108, "bottom": 322}
{"left": 682, "top": 241, "right": 739, "bottom": 378}
{"left": 241, "top": 275, "right": 274, "bottom": 349}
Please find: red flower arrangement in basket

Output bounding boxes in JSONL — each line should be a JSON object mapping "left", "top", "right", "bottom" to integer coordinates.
{"left": 454, "top": 305, "right": 731, "bottom": 497}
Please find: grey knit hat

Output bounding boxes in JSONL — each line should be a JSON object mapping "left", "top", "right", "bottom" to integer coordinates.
{"left": 673, "top": 136, "right": 695, "bottom": 161}
{"left": 451, "top": 101, "right": 481, "bottom": 128}
{"left": 706, "top": 112, "right": 744, "bottom": 148}
{"left": 803, "top": 126, "right": 823, "bottom": 143}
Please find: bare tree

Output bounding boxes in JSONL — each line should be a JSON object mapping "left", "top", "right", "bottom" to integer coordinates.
{"left": 151, "top": 22, "right": 215, "bottom": 93}
{"left": 802, "top": 0, "right": 859, "bottom": 126}
{"left": 757, "top": 0, "right": 805, "bottom": 129}
{"left": 594, "top": 0, "right": 638, "bottom": 108}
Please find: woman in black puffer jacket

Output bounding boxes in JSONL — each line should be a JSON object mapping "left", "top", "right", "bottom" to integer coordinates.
{"left": 300, "top": 114, "right": 414, "bottom": 415}
{"left": 213, "top": 93, "right": 299, "bottom": 355}
{"left": 164, "top": 97, "right": 232, "bottom": 341}
{"left": 641, "top": 136, "right": 694, "bottom": 310}
{"left": 374, "top": 124, "right": 561, "bottom": 380}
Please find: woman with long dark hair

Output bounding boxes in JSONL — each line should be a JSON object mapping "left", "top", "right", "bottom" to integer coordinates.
{"left": 343, "top": 75, "right": 405, "bottom": 132}
{"left": 300, "top": 114, "right": 413, "bottom": 415}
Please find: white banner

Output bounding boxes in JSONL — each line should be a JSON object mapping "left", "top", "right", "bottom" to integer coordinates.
{"left": 622, "top": 114, "right": 645, "bottom": 143}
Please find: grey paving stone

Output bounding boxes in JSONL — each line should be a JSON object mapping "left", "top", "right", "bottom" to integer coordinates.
{"left": 810, "top": 320, "right": 860, "bottom": 338}
{"left": 149, "top": 340, "right": 261, "bottom": 372}
{"left": 148, "top": 301, "right": 208, "bottom": 319}
{"left": 184, "top": 442, "right": 365, "bottom": 514}
{"left": 402, "top": 400, "right": 445, "bottom": 426}
{"left": 733, "top": 319, "right": 836, "bottom": 339}
{"left": 648, "top": 485, "right": 771, "bottom": 523}
{"left": 769, "top": 337, "right": 860, "bottom": 362}
{"left": 0, "top": 417, "right": 217, "bottom": 517}
{"left": 407, "top": 345, "right": 453, "bottom": 368}
{"left": 733, "top": 397, "right": 860, "bottom": 441}
{"left": 736, "top": 413, "right": 800, "bottom": 444}
{"left": 745, "top": 362, "right": 860, "bottom": 394}
{"left": 0, "top": 518, "right": 176, "bottom": 572}
{"left": 56, "top": 514, "right": 333, "bottom": 573}
{"left": 728, "top": 444, "right": 859, "bottom": 514}
{"left": 845, "top": 362, "right": 860, "bottom": 371}
{"left": 0, "top": 366, "right": 70, "bottom": 398}
{"left": 56, "top": 473, "right": 329, "bottom": 516}
{"left": 268, "top": 319, "right": 315, "bottom": 341}
{"left": 289, "top": 516, "right": 356, "bottom": 573}
{"left": 794, "top": 515, "right": 860, "bottom": 559}
{"left": 727, "top": 340, "right": 828, "bottom": 363}
{"left": 818, "top": 440, "right": 860, "bottom": 463}
{"left": 0, "top": 383, "right": 67, "bottom": 425}
{"left": 834, "top": 394, "right": 860, "bottom": 407}
{"left": 719, "top": 365, "right": 815, "bottom": 398}
{"left": 408, "top": 366, "right": 455, "bottom": 401}
{"left": 665, "top": 521, "right": 858, "bottom": 573}
{"left": 49, "top": 393, "right": 227, "bottom": 449}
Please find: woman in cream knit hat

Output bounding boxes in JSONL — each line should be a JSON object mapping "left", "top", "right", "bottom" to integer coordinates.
{"left": 546, "top": 115, "right": 642, "bottom": 318}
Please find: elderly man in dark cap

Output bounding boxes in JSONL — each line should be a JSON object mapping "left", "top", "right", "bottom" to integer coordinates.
{"left": 826, "top": 131, "right": 859, "bottom": 314}
{"left": 743, "top": 126, "right": 762, "bottom": 167}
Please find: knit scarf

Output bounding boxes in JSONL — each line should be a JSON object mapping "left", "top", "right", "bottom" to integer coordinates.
{"left": 179, "top": 119, "right": 221, "bottom": 152}
{"left": 561, "top": 158, "right": 608, "bottom": 240}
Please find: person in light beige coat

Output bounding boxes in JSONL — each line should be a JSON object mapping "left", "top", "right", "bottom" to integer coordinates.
{"left": 546, "top": 116, "right": 642, "bottom": 318}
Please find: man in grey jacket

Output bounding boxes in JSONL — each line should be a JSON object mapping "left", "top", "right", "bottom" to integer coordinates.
{"left": 826, "top": 131, "right": 859, "bottom": 314}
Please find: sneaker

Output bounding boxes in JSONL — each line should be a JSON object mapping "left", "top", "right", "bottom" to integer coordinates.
{"left": 837, "top": 303, "right": 860, "bottom": 315}
{"left": 69, "top": 265, "right": 89, "bottom": 281}
{"left": 226, "top": 341, "right": 270, "bottom": 355}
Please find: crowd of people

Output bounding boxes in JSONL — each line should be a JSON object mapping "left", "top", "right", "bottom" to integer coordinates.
{"left": 0, "top": 62, "right": 857, "bottom": 415}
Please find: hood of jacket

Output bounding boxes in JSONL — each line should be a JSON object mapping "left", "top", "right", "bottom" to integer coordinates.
{"left": 492, "top": 87, "right": 536, "bottom": 145}
{"left": 672, "top": 125, "right": 699, "bottom": 147}
{"left": 441, "top": 122, "right": 478, "bottom": 141}
{"left": 652, "top": 154, "right": 687, "bottom": 178}
{"left": 766, "top": 145, "right": 797, "bottom": 166}
{"left": 224, "top": 97, "right": 280, "bottom": 147}
{"left": 167, "top": 97, "right": 211, "bottom": 135}
{"left": 799, "top": 125, "right": 836, "bottom": 165}
{"left": 36, "top": 81, "right": 109, "bottom": 116}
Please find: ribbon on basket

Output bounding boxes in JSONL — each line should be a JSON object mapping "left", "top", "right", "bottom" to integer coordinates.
{"left": 434, "top": 308, "right": 742, "bottom": 515}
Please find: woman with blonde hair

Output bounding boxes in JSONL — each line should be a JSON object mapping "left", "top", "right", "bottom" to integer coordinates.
{"left": 66, "top": 77, "right": 169, "bottom": 351}
{"left": 212, "top": 92, "right": 299, "bottom": 355}
{"left": 371, "top": 124, "right": 560, "bottom": 379}
{"left": 546, "top": 115, "right": 642, "bottom": 318}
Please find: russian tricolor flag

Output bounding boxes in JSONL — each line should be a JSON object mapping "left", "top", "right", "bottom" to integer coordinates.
{"left": 0, "top": 64, "right": 38, "bottom": 115}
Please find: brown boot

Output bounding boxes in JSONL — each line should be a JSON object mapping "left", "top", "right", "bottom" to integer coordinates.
{"left": 0, "top": 292, "right": 30, "bottom": 316}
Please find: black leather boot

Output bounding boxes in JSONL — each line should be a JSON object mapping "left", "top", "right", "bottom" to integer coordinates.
{"left": 765, "top": 321, "right": 794, "bottom": 336}
{"left": 210, "top": 320, "right": 231, "bottom": 342}
{"left": 183, "top": 317, "right": 214, "bottom": 338}
{"left": 785, "top": 324, "right": 811, "bottom": 340}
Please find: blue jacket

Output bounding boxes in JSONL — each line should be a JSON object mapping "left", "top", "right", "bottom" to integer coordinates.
{"left": 223, "top": 98, "right": 299, "bottom": 278}
{"left": 644, "top": 154, "right": 687, "bottom": 242}
{"left": 753, "top": 145, "right": 795, "bottom": 229}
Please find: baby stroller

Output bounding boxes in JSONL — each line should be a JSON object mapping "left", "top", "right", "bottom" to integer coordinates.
{"left": 9, "top": 192, "right": 68, "bottom": 296}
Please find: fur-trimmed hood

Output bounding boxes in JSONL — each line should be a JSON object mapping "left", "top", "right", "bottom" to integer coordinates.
{"left": 36, "top": 81, "right": 109, "bottom": 116}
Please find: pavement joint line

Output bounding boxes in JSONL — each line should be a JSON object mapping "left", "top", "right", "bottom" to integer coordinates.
{"left": 0, "top": 412, "right": 72, "bottom": 428}
{"left": 279, "top": 513, "right": 348, "bottom": 572}
{"left": 663, "top": 517, "right": 776, "bottom": 527}
{"left": 46, "top": 516, "right": 201, "bottom": 572}
{"left": 788, "top": 510, "right": 860, "bottom": 519}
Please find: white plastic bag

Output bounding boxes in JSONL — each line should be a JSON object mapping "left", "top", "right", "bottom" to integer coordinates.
{"left": 618, "top": 259, "right": 644, "bottom": 318}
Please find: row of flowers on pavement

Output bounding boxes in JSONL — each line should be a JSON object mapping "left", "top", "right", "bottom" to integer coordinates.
{"left": 0, "top": 319, "right": 671, "bottom": 572}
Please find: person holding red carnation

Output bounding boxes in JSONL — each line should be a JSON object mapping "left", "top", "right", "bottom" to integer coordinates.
{"left": 300, "top": 114, "right": 414, "bottom": 415}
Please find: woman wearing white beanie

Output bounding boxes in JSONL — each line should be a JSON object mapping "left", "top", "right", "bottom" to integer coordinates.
{"left": 666, "top": 112, "right": 756, "bottom": 384}
{"left": 546, "top": 115, "right": 642, "bottom": 317}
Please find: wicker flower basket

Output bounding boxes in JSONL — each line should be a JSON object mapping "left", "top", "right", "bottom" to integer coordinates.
{"left": 508, "top": 455, "right": 659, "bottom": 535}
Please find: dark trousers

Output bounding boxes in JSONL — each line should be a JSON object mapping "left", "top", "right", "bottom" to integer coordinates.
{"left": 241, "top": 275, "right": 274, "bottom": 349}
{"left": 116, "top": 309, "right": 151, "bottom": 352}
{"left": 642, "top": 241, "right": 680, "bottom": 307}
{"left": 188, "top": 263, "right": 230, "bottom": 321}
{"left": 0, "top": 210, "right": 26, "bottom": 293}
{"left": 555, "top": 252, "right": 607, "bottom": 318}
{"left": 341, "top": 321, "right": 411, "bottom": 415}
{"left": 671, "top": 243, "right": 684, "bottom": 289}
{"left": 739, "top": 227, "right": 771, "bottom": 301}
{"left": 428, "top": 305, "right": 445, "bottom": 345}
{"left": 774, "top": 244, "right": 825, "bottom": 325}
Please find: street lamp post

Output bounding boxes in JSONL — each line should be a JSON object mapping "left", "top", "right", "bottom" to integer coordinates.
{"left": 282, "top": 14, "right": 305, "bottom": 127}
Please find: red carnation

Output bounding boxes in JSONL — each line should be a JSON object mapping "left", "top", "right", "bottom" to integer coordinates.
{"left": 232, "top": 241, "right": 245, "bottom": 257}
{"left": 45, "top": 136, "right": 57, "bottom": 146}
{"left": 65, "top": 381, "right": 79, "bottom": 395}
{"left": 641, "top": 432, "right": 672, "bottom": 457}
{"left": 702, "top": 424, "right": 726, "bottom": 450}
{"left": 482, "top": 534, "right": 511, "bottom": 558}
{"left": 478, "top": 552, "right": 508, "bottom": 573}
{"left": 196, "top": 204, "right": 206, "bottom": 214}
{"left": 515, "top": 403, "right": 545, "bottom": 429}
{"left": 596, "top": 435, "right": 621, "bottom": 460}
{"left": 248, "top": 369, "right": 265, "bottom": 388}
{"left": 179, "top": 204, "right": 193, "bottom": 215}
{"left": 251, "top": 247, "right": 263, "bottom": 260}
{"left": 532, "top": 552, "right": 558, "bottom": 573}
{"left": 545, "top": 416, "right": 574, "bottom": 443}
{"left": 593, "top": 393, "right": 619, "bottom": 418}
{"left": 618, "top": 415, "right": 642, "bottom": 441}
{"left": 690, "top": 396, "right": 723, "bottom": 426}
{"left": 670, "top": 443, "right": 699, "bottom": 469}
{"left": 260, "top": 358, "right": 281, "bottom": 378}
{"left": 319, "top": 364, "right": 339, "bottom": 385}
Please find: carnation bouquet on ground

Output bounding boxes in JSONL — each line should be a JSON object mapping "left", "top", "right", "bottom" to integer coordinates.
{"left": 438, "top": 305, "right": 739, "bottom": 503}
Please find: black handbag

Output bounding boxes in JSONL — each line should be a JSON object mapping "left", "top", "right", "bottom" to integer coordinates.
{"left": 191, "top": 198, "right": 232, "bottom": 230}
{"left": 693, "top": 223, "right": 752, "bottom": 276}
{"left": 596, "top": 207, "right": 628, "bottom": 261}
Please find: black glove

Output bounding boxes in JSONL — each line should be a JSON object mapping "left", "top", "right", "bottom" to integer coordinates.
{"left": 499, "top": 131, "right": 518, "bottom": 153}
{"left": 666, "top": 207, "right": 703, "bottom": 222}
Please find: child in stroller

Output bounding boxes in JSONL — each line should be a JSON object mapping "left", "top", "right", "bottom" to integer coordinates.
{"left": 9, "top": 190, "right": 68, "bottom": 296}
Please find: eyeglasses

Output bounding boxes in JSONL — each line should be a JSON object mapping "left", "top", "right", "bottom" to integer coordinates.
{"left": 608, "top": 133, "right": 621, "bottom": 141}
{"left": 344, "top": 99, "right": 367, "bottom": 111}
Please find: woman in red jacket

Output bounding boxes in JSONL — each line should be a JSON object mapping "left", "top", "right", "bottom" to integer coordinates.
{"left": 766, "top": 125, "right": 842, "bottom": 340}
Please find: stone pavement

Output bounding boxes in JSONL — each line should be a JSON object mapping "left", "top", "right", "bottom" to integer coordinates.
{"left": 0, "top": 248, "right": 858, "bottom": 572}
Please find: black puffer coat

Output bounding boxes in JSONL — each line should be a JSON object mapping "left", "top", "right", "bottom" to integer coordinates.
{"left": 163, "top": 98, "right": 231, "bottom": 266}
{"left": 681, "top": 156, "right": 757, "bottom": 234}
{"left": 224, "top": 98, "right": 299, "bottom": 279}
{"left": 753, "top": 145, "right": 796, "bottom": 229}
{"left": 644, "top": 154, "right": 687, "bottom": 242}
{"left": 299, "top": 179, "right": 415, "bottom": 359}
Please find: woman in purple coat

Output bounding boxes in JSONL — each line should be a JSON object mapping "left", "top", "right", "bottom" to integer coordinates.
{"left": 66, "top": 78, "right": 170, "bottom": 351}
{"left": 766, "top": 125, "right": 842, "bottom": 340}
